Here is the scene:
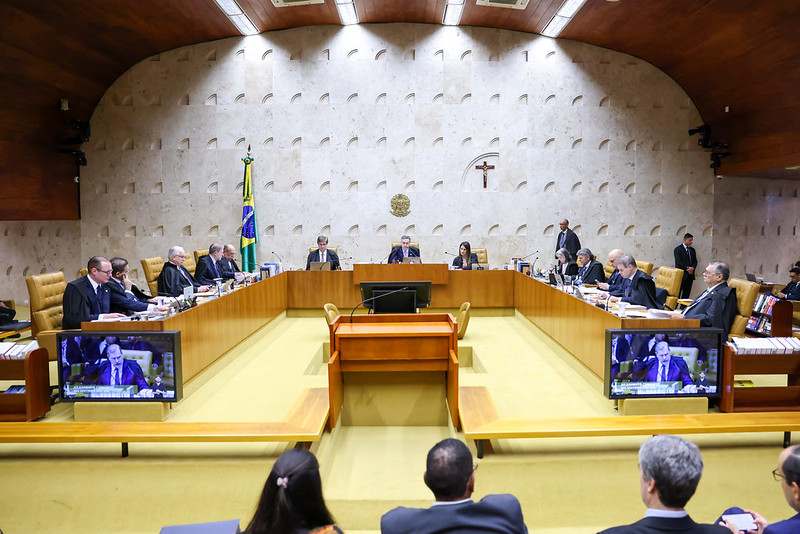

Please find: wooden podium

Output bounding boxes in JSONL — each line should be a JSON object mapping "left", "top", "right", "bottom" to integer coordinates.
{"left": 327, "top": 313, "right": 459, "bottom": 428}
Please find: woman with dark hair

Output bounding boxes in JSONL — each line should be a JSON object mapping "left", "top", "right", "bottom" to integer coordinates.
{"left": 244, "top": 449, "right": 342, "bottom": 534}
{"left": 453, "top": 241, "right": 479, "bottom": 270}
{"left": 555, "top": 247, "right": 578, "bottom": 277}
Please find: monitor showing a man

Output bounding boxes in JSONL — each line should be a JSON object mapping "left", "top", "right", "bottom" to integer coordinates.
{"left": 380, "top": 438, "right": 527, "bottom": 534}
{"left": 643, "top": 341, "right": 695, "bottom": 390}
{"left": 388, "top": 235, "right": 421, "bottom": 264}
{"left": 306, "top": 235, "right": 340, "bottom": 270}
{"left": 95, "top": 343, "right": 152, "bottom": 394}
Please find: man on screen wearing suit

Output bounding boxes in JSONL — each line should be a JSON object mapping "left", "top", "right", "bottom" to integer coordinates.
{"left": 195, "top": 243, "right": 225, "bottom": 286}
{"left": 218, "top": 244, "right": 240, "bottom": 280}
{"left": 599, "top": 435, "right": 728, "bottom": 534}
{"left": 306, "top": 235, "right": 341, "bottom": 270}
{"left": 62, "top": 256, "right": 126, "bottom": 329}
{"left": 388, "top": 235, "right": 421, "bottom": 264}
{"left": 643, "top": 341, "right": 695, "bottom": 388}
{"left": 555, "top": 218, "right": 581, "bottom": 258}
{"left": 95, "top": 343, "right": 151, "bottom": 393}
{"left": 381, "top": 438, "right": 527, "bottom": 534}
{"left": 157, "top": 246, "right": 211, "bottom": 297}
{"left": 666, "top": 261, "right": 738, "bottom": 338}
{"left": 108, "top": 257, "right": 166, "bottom": 316}
{"left": 607, "top": 255, "right": 661, "bottom": 309}
{"left": 674, "top": 233, "right": 698, "bottom": 299}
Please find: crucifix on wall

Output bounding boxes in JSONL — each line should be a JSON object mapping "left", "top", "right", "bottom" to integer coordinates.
{"left": 475, "top": 161, "right": 495, "bottom": 188}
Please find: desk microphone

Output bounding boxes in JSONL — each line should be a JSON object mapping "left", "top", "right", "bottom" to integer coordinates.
{"left": 271, "top": 251, "right": 283, "bottom": 262}
{"left": 377, "top": 250, "right": 392, "bottom": 264}
{"left": 518, "top": 250, "right": 538, "bottom": 261}
{"left": 350, "top": 286, "right": 408, "bottom": 323}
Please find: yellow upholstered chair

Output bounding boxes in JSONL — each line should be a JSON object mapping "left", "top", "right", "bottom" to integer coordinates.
{"left": 604, "top": 261, "right": 615, "bottom": 279}
{"left": 78, "top": 267, "right": 88, "bottom": 277}
{"left": 193, "top": 249, "right": 209, "bottom": 264}
{"left": 122, "top": 349, "right": 153, "bottom": 383}
{"left": 25, "top": 271, "right": 67, "bottom": 361}
{"left": 308, "top": 247, "right": 338, "bottom": 254}
{"left": 183, "top": 254, "right": 197, "bottom": 275}
{"left": 141, "top": 257, "right": 165, "bottom": 296}
{"left": 727, "top": 278, "right": 760, "bottom": 339}
{"left": 655, "top": 266, "right": 684, "bottom": 310}
{"left": 636, "top": 260, "right": 654, "bottom": 276}
{"left": 323, "top": 303, "right": 340, "bottom": 325}
{"left": 391, "top": 242, "right": 420, "bottom": 249}
{"left": 669, "top": 346, "right": 699, "bottom": 373}
{"left": 472, "top": 248, "right": 488, "bottom": 265}
{"left": 456, "top": 302, "right": 471, "bottom": 340}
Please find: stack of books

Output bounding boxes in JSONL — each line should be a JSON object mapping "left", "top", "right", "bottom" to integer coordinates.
{"left": 729, "top": 337, "right": 800, "bottom": 354}
{"left": 0, "top": 340, "right": 38, "bottom": 359}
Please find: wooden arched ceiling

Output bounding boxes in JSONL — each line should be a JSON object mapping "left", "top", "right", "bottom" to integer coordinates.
{"left": 1, "top": 0, "right": 799, "bottom": 220}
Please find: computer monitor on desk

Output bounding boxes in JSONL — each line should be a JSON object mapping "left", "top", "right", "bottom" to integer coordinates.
{"left": 359, "top": 280, "right": 432, "bottom": 312}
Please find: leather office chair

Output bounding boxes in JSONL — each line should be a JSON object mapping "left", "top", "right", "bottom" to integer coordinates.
{"left": 308, "top": 247, "right": 338, "bottom": 254}
{"left": 78, "top": 267, "right": 88, "bottom": 277}
{"left": 323, "top": 303, "right": 340, "bottom": 325}
{"left": 472, "top": 248, "right": 488, "bottom": 265}
{"left": 604, "top": 261, "right": 615, "bottom": 280}
{"left": 183, "top": 254, "right": 197, "bottom": 275}
{"left": 655, "top": 266, "right": 684, "bottom": 310}
{"left": 193, "top": 249, "right": 209, "bottom": 264}
{"left": 391, "top": 242, "right": 420, "bottom": 249}
{"left": 141, "top": 257, "right": 165, "bottom": 296}
{"left": 727, "top": 278, "right": 760, "bottom": 339}
{"left": 25, "top": 271, "right": 67, "bottom": 361}
{"left": 636, "top": 260, "right": 654, "bottom": 276}
{"left": 456, "top": 302, "right": 471, "bottom": 340}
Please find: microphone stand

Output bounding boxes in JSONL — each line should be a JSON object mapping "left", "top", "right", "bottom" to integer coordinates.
{"left": 350, "top": 286, "right": 409, "bottom": 323}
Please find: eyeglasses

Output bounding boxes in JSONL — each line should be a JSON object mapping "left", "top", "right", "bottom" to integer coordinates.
{"left": 175, "top": 254, "right": 186, "bottom": 258}
{"left": 702, "top": 270, "right": 718, "bottom": 277}
{"left": 99, "top": 269, "right": 113, "bottom": 275}
{"left": 773, "top": 468, "right": 786, "bottom": 482}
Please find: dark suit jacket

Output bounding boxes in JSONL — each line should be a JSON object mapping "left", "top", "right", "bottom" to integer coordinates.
{"left": 644, "top": 357, "right": 694, "bottom": 386}
{"left": 621, "top": 270, "right": 661, "bottom": 309}
{"left": 599, "top": 515, "right": 729, "bottom": 534}
{"left": 62, "top": 276, "right": 111, "bottom": 330}
{"left": 388, "top": 246, "right": 421, "bottom": 264}
{"left": 781, "top": 281, "right": 799, "bottom": 300}
{"left": 306, "top": 249, "right": 341, "bottom": 270}
{"left": 195, "top": 254, "right": 223, "bottom": 285}
{"left": 674, "top": 244, "right": 698, "bottom": 280}
{"left": 157, "top": 262, "right": 200, "bottom": 297}
{"left": 765, "top": 513, "right": 800, "bottom": 534}
{"left": 96, "top": 359, "right": 150, "bottom": 391}
{"left": 681, "top": 283, "right": 738, "bottom": 337}
{"left": 380, "top": 494, "right": 528, "bottom": 534}
{"left": 555, "top": 228, "right": 581, "bottom": 257}
{"left": 218, "top": 257, "right": 240, "bottom": 279}
{"left": 578, "top": 260, "right": 606, "bottom": 284}
{"left": 107, "top": 277, "right": 149, "bottom": 315}
{"left": 607, "top": 270, "right": 624, "bottom": 295}
{"left": 452, "top": 253, "right": 479, "bottom": 270}
{"left": 557, "top": 260, "right": 578, "bottom": 277}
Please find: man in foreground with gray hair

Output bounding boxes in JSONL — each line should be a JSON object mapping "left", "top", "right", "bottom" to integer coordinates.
{"left": 599, "top": 435, "right": 728, "bottom": 534}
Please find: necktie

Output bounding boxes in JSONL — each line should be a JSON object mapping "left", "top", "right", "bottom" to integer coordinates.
{"left": 560, "top": 232, "right": 566, "bottom": 248}
{"left": 213, "top": 260, "right": 219, "bottom": 278}
{"left": 321, "top": 251, "right": 326, "bottom": 263}
{"left": 95, "top": 286, "right": 102, "bottom": 314}
{"left": 114, "top": 368, "right": 120, "bottom": 386}
{"left": 179, "top": 267, "right": 192, "bottom": 284}
{"left": 659, "top": 364, "right": 666, "bottom": 382}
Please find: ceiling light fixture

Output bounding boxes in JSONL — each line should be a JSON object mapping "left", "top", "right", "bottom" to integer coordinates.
{"left": 336, "top": 0, "right": 359, "bottom": 25}
{"left": 443, "top": 0, "right": 465, "bottom": 26}
{"left": 213, "top": 0, "right": 259, "bottom": 35}
{"left": 541, "top": 0, "right": 587, "bottom": 38}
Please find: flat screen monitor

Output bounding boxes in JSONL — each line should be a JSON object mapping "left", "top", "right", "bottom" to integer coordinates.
{"left": 359, "top": 280, "right": 432, "bottom": 310}
{"left": 373, "top": 289, "right": 417, "bottom": 313}
{"left": 57, "top": 330, "right": 183, "bottom": 402}
{"left": 604, "top": 328, "right": 723, "bottom": 399}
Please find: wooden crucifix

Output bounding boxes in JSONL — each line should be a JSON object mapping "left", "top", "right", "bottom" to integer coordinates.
{"left": 475, "top": 161, "right": 495, "bottom": 188}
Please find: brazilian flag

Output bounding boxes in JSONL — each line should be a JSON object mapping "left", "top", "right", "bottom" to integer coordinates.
{"left": 240, "top": 155, "right": 257, "bottom": 272}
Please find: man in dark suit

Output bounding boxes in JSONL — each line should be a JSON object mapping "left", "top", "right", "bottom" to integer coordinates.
{"left": 598, "top": 249, "right": 625, "bottom": 295}
{"left": 576, "top": 248, "right": 606, "bottom": 284}
{"left": 719, "top": 445, "right": 800, "bottom": 533}
{"left": 306, "top": 235, "right": 341, "bottom": 270}
{"left": 157, "top": 246, "right": 212, "bottom": 297}
{"left": 776, "top": 267, "right": 800, "bottom": 300}
{"left": 94, "top": 343, "right": 151, "bottom": 393}
{"left": 195, "top": 243, "right": 225, "bottom": 285}
{"left": 62, "top": 256, "right": 126, "bottom": 329}
{"left": 108, "top": 257, "right": 166, "bottom": 315}
{"left": 607, "top": 255, "right": 661, "bottom": 309}
{"left": 599, "top": 435, "right": 728, "bottom": 534}
{"left": 667, "top": 261, "right": 738, "bottom": 338}
{"left": 555, "top": 218, "right": 581, "bottom": 258}
{"left": 388, "top": 235, "right": 421, "bottom": 264}
{"left": 218, "top": 244, "right": 240, "bottom": 280}
{"left": 380, "top": 438, "right": 527, "bottom": 534}
{"left": 643, "top": 341, "right": 694, "bottom": 387}
{"left": 674, "top": 232, "right": 698, "bottom": 298}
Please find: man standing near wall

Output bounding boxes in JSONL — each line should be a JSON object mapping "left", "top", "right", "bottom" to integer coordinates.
{"left": 674, "top": 233, "right": 698, "bottom": 299}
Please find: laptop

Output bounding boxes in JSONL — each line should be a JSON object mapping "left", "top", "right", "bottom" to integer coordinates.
{"left": 573, "top": 286, "right": 585, "bottom": 301}
{"left": 745, "top": 272, "right": 757, "bottom": 282}
{"left": 309, "top": 261, "right": 331, "bottom": 271}
{"left": 402, "top": 257, "right": 421, "bottom": 264}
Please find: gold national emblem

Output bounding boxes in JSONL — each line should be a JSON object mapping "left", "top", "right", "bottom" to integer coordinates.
{"left": 390, "top": 194, "right": 410, "bottom": 217}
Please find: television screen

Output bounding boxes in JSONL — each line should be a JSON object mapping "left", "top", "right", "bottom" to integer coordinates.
{"left": 373, "top": 289, "right": 417, "bottom": 313}
{"left": 359, "top": 281, "right": 432, "bottom": 309}
{"left": 57, "top": 331, "right": 183, "bottom": 402}
{"left": 604, "top": 328, "right": 723, "bottom": 399}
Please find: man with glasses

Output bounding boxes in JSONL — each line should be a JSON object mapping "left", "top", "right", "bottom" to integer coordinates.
{"left": 157, "top": 246, "right": 211, "bottom": 297}
{"left": 776, "top": 267, "right": 800, "bottom": 300}
{"left": 218, "top": 244, "right": 240, "bottom": 280}
{"left": 666, "top": 261, "right": 737, "bottom": 337}
{"left": 62, "top": 256, "right": 126, "bottom": 329}
{"left": 380, "top": 438, "right": 527, "bottom": 534}
{"left": 719, "top": 445, "right": 800, "bottom": 533}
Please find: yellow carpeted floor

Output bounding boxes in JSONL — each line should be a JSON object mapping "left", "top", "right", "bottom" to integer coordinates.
{"left": 0, "top": 312, "right": 794, "bottom": 533}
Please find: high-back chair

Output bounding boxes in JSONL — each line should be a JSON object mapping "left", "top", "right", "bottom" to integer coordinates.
{"left": 323, "top": 303, "right": 340, "bottom": 325}
{"left": 141, "top": 257, "right": 165, "bottom": 296}
{"left": 636, "top": 260, "right": 654, "bottom": 276}
{"left": 25, "top": 271, "right": 67, "bottom": 360}
{"left": 391, "top": 241, "right": 420, "bottom": 249}
{"left": 308, "top": 247, "right": 338, "bottom": 254}
{"left": 727, "top": 278, "right": 760, "bottom": 339}
{"left": 472, "top": 248, "right": 488, "bottom": 265}
{"left": 183, "top": 254, "right": 197, "bottom": 275}
{"left": 456, "top": 302, "right": 471, "bottom": 340}
{"left": 655, "top": 266, "right": 684, "bottom": 310}
{"left": 193, "top": 249, "right": 209, "bottom": 264}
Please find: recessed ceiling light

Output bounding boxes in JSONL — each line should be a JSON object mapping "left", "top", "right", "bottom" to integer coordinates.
{"left": 212, "top": 0, "right": 259, "bottom": 35}
{"left": 336, "top": 0, "right": 359, "bottom": 25}
{"left": 443, "top": 0, "right": 465, "bottom": 26}
{"left": 542, "top": 0, "right": 588, "bottom": 38}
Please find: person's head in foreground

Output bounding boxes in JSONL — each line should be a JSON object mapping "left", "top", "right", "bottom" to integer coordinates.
{"left": 639, "top": 434, "right": 703, "bottom": 510}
